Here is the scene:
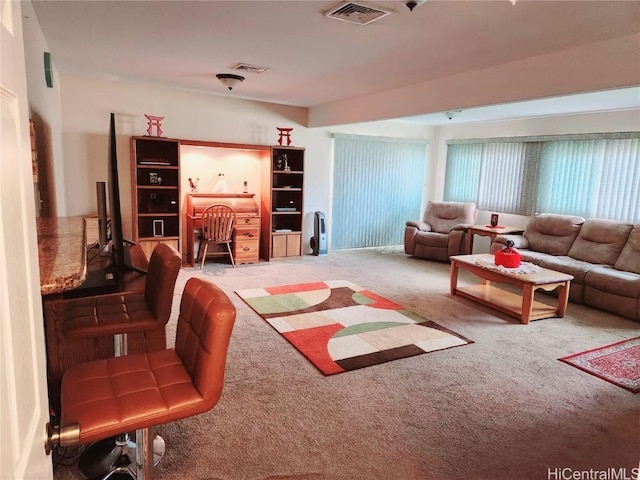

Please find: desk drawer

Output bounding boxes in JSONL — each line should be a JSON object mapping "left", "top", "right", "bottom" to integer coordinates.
{"left": 236, "top": 216, "right": 260, "bottom": 227}
{"left": 235, "top": 226, "right": 259, "bottom": 241}
{"left": 235, "top": 239, "right": 259, "bottom": 264}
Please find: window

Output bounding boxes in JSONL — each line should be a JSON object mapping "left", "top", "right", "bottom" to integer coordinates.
{"left": 444, "top": 133, "right": 640, "bottom": 223}
{"left": 445, "top": 142, "right": 532, "bottom": 215}
{"left": 538, "top": 138, "right": 639, "bottom": 221}
{"left": 332, "top": 134, "right": 427, "bottom": 249}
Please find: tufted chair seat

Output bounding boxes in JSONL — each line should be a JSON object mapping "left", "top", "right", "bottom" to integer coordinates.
{"left": 60, "top": 243, "right": 181, "bottom": 342}
{"left": 48, "top": 277, "right": 236, "bottom": 479}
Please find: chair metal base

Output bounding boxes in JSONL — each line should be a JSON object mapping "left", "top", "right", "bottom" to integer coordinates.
{"left": 77, "top": 433, "right": 165, "bottom": 480}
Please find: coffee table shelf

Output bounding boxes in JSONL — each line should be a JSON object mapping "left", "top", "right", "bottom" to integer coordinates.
{"left": 450, "top": 254, "right": 573, "bottom": 324}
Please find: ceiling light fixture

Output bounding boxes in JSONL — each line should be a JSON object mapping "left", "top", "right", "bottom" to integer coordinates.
{"left": 216, "top": 73, "right": 245, "bottom": 91}
{"left": 445, "top": 110, "right": 462, "bottom": 120}
{"left": 405, "top": 0, "right": 427, "bottom": 11}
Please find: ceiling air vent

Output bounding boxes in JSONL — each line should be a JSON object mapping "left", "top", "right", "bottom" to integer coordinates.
{"left": 231, "top": 63, "right": 270, "bottom": 74}
{"left": 324, "top": 1, "right": 391, "bottom": 25}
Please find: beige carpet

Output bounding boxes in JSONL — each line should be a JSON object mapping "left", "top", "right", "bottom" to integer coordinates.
{"left": 54, "top": 247, "right": 640, "bottom": 480}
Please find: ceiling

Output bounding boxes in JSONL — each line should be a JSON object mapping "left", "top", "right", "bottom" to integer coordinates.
{"left": 30, "top": 0, "right": 640, "bottom": 126}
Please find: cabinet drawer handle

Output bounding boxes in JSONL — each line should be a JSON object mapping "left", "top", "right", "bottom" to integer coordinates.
{"left": 244, "top": 219, "right": 251, "bottom": 224}
{"left": 242, "top": 246, "right": 250, "bottom": 251}
{"left": 243, "top": 232, "right": 254, "bottom": 237}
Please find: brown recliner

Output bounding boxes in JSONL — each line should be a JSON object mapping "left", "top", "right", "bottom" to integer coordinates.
{"left": 44, "top": 242, "right": 182, "bottom": 411}
{"left": 46, "top": 277, "right": 236, "bottom": 480}
{"left": 404, "top": 201, "right": 477, "bottom": 262}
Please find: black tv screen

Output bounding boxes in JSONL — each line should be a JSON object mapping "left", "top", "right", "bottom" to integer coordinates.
{"left": 107, "top": 112, "right": 126, "bottom": 273}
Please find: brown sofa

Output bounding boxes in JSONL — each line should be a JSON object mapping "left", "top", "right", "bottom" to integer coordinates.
{"left": 405, "top": 201, "right": 477, "bottom": 262}
{"left": 491, "top": 214, "right": 640, "bottom": 322}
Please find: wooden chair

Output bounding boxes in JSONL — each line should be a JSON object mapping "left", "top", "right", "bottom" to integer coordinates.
{"left": 197, "top": 204, "right": 236, "bottom": 269}
{"left": 46, "top": 277, "right": 237, "bottom": 480}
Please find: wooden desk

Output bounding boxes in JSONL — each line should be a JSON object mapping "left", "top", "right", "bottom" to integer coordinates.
{"left": 184, "top": 193, "right": 261, "bottom": 266}
{"left": 466, "top": 225, "right": 524, "bottom": 254}
{"left": 37, "top": 217, "right": 87, "bottom": 295}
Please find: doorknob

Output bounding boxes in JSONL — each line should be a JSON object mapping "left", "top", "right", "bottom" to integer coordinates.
{"left": 45, "top": 421, "right": 80, "bottom": 455}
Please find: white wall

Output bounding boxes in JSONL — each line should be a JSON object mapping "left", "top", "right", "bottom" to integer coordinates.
{"left": 21, "top": 2, "right": 66, "bottom": 215}
{"left": 52, "top": 73, "right": 640, "bottom": 255}
{"left": 58, "top": 74, "right": 433, "bottom": 253}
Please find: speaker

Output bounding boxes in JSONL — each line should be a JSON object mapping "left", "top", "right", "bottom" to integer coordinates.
{"left": 310, "top": 211, "right": 327, "bottom": 255}
{"left": 96, "top": 182, "right": 108, "bottom": 249}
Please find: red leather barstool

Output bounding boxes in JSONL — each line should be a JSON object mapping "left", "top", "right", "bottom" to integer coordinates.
{"left": 49, "top": 242, "right": 181, "bottom": 479}
{"left": 46, "top": 277, "right": 236, "bottom": 480}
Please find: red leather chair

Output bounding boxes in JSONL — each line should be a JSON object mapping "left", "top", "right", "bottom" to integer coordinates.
{"left": 45, "top": 242, "right": 181, "bottom": 478}
{"left": 46, "top": 277, "right": 236, "bottom": 480}
{"left": 45, "top": 242, "right": 182, "bottom": 409}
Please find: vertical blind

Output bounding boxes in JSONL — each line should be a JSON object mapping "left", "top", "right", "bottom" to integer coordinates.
{"left": 444, "top": 134, "right": 640, "bottom": 223}
{"left": 538, "top": 138, "right": 640, "bottom": 221}
{"left": 332, "top": 134, "right": 427, "bottom": 249}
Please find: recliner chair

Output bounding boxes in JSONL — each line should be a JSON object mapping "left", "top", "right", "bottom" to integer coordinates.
{"left": 46, "top": 277, "right": 237, "bottom": 480}
{"left": 404, "top": 201, "right": 477, "bottom": 261}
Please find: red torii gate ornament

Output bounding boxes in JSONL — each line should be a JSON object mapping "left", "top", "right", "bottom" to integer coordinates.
{"left": 276, "top": 127, "right": 293, "bottom": 146}
{"left": 145, "top": 114, "right": 165, "bottom": 137}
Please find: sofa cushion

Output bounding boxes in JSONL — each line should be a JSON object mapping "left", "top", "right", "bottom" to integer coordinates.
{"left": 585, "top": 266, "right": 640, "bottom": 298}
{"left": 415, "top": 231, "right": 449, "bottom": 248}
{"left": 614, "top": 225, "right": 640, "bottom": 274}
{"left": 423, "top": 201, "right": 476, "bottom": 234}
{"left": 518, "top": 252, "right": 598, "bottom": 284}
{"left": 568, "top": 219, "right": 633, "bottom": 265}
{"left": 524, "top": 214, "right": 585, "bottom": 256}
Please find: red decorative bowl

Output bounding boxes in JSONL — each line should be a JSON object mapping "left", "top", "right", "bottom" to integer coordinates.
{"left": 495, "top": 247, "right": 522, "bottom": 268}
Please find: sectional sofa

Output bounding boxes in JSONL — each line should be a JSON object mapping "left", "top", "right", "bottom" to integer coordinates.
{"left": 491, "top": 214, "right": 640, "bottom": 322}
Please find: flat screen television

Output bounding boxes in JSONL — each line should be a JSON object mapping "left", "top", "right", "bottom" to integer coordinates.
{"left": 107, "top": 113, "right": 146, "bottom": 275}
{"left": 107, "top": 112, "right": 126, "bottom": 273}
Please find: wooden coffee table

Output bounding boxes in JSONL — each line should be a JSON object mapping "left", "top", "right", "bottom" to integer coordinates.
{"left": 449, "top": 254, "right": 573, "bottom": 324}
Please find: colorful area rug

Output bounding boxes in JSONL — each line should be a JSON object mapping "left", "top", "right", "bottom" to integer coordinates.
{"left": 235, "top": 280, "right": 473, "bottom": 375}
{"left": 559, "top": 336, "right": 640, "bottom": 393}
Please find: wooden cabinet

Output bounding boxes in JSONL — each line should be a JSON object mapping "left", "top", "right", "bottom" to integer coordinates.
{"left": 261, "top": 146, "right": 305, "bottom": 259}
{"left": 184, "top": 193, "right": 260, "bottom": 266}
{"left": 130, "top": 137, "right": 181, "bottom": 258}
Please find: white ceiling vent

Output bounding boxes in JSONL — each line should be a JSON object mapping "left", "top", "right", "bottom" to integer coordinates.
{"left": 324, "top": 2, "right": 391, "bottom": 25}
{"left": 231, "top": 63, "right": 270, "bottom": 74}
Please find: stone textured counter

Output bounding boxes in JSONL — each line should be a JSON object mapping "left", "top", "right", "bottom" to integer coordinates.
{"left": 37, "top": 217, "right": 87, "bottom": 295}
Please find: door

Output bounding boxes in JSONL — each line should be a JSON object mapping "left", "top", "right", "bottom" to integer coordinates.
{"left": 0, "top": 2, "right": 54, "bottom": 479}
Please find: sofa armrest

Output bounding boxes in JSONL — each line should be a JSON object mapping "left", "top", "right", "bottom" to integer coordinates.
{"left": 450, "top": 223, "right": 472, "bottom": 232}
{"left": 406, "top": 220, "right": 432, "bottom": 232}
{"left": 493, "top": 234, "right": 529, "bottom": 249}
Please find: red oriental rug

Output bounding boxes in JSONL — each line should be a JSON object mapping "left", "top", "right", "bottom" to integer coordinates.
{"left": 559, "top": 336, "right": 640, "bottom": 393}
{"left": 235, "top": 280, "right": 473, "bottom": 375}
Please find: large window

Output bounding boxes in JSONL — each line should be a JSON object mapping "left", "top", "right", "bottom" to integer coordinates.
{"left": 332, "top": 134, "right": 427, "bottom": 249}
{"left": 444, "top": 133, "right": 640, "bottom": 223}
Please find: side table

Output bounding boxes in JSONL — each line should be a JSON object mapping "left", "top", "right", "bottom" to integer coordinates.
{"left": 466, "top": 224, "right": 524, "bottom": 254}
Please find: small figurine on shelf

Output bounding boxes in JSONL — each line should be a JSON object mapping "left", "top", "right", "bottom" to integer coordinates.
{"left": 144, "top": 114, "right": 164, "bottom": 137}
{"left": 283, "top": 154, "right": 290, "bottom": 172}
{"left": 213, "top": 173, "right": 228, "bottom": 193}
{"left": 188, "top": 177, "right": 200, "bottom": 193}
{"left": 277, "top": 127, "right": 293, "bottom": 146}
